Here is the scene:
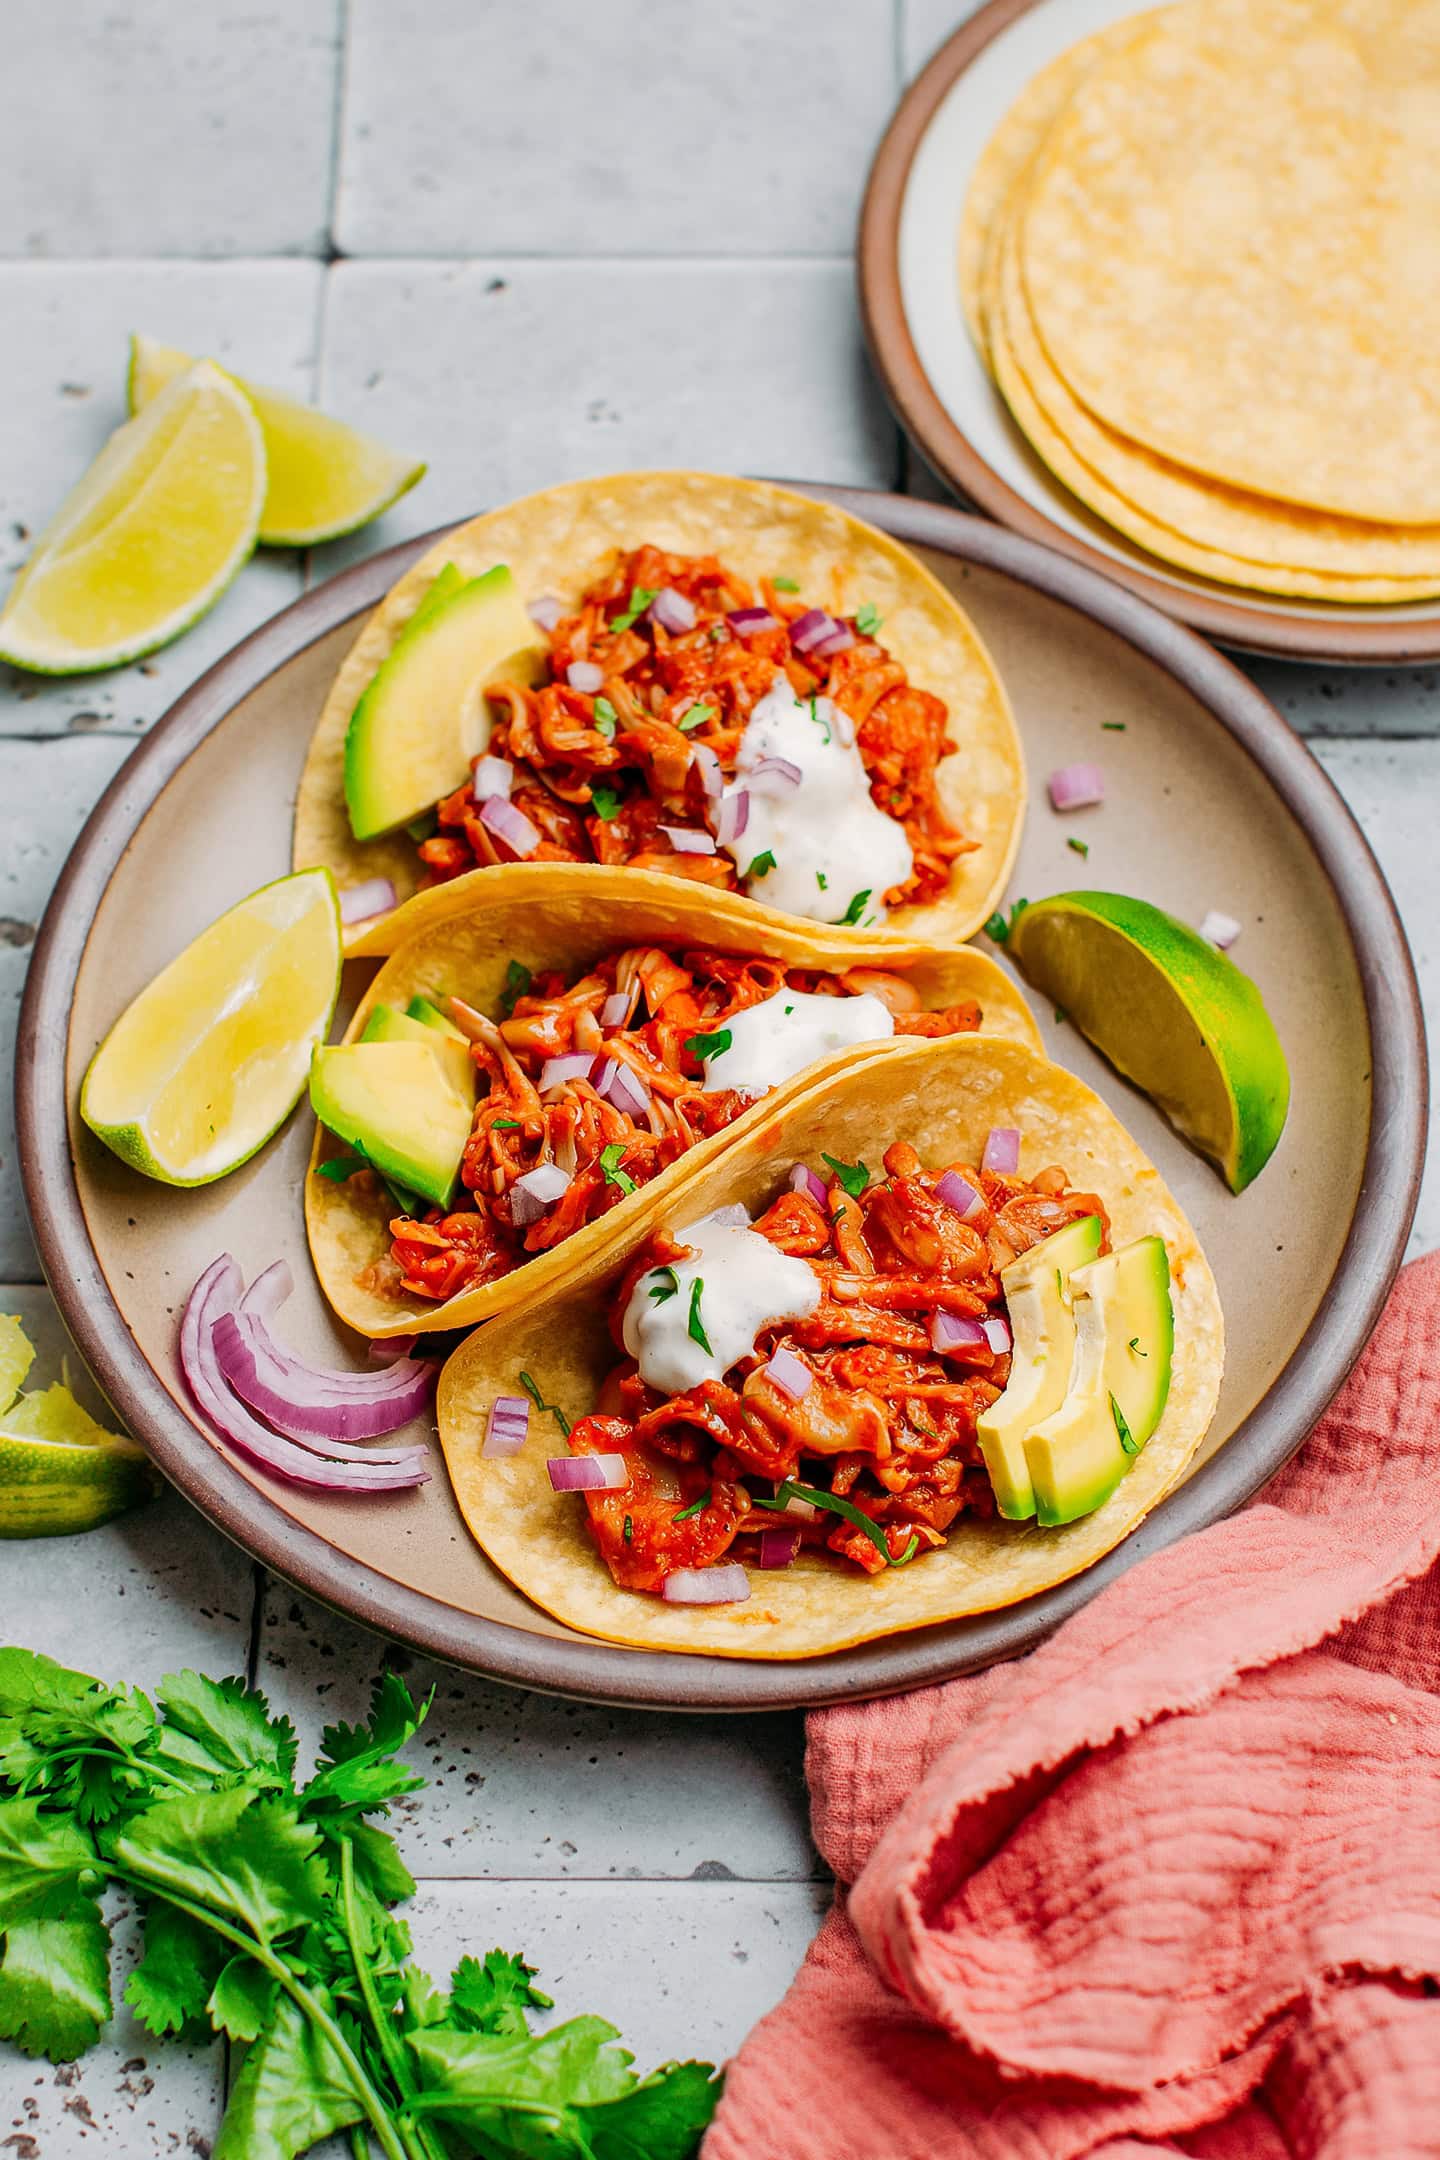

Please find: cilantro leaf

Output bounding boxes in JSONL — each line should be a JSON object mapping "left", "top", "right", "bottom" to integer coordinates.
{"left": 0, "top": 1905, "right": 111, "bottom": 2061}
{"left": 744, "top": 850, "right": 776, "bottom": 879}
{"left": 207, "top": 1952, "right": 277, "bottom": 2044}
{"left": 593, "top": 696, "right": 619, "bottom": 740}
{"left": 492, "top": 1117, "right": 520, "bottom": 1131}
{"left": 154, "top": 1671, "right": 297, "bottom": 1791}
{"left": 599, "top": 1142, "right": 636, "bottom": 1196}
{"left": 771, "top": 575, "right": 799, "bottom": 593}
{"left": 448, "top": 1948, "right": 552, "bottom": 2037}
{"left": 0, "top": 1797, "right": 99, "bottom": 1924}
{"left": 590, "top": 785, "right": 622, "bottom": 822}
{"left": 406, "top": 2016, "right": 716, "bottom": 2148}
{"left": 687, "top": 1279, "right": 711, "bottom": 1354}
{"left": 677, "top": 703, "right": 713, "bottom": 733}
{"left": 108, "top": 1789, "right": 329, "bottom": 1943}
{"left": 1111, "top": 1393, "right": 1139, "bottom": 1456}
{"left": 499, "top": 960, "right": 532, "bottom": 1018}
{"left": 983, "top": 897, "right": 1029, "bottom": 945}
{"left": 672, "top": 1493, "right": 709, "bottom": 1523}
{"left": 609, "top": 586, "right": 658, "bottom": 633}
{"left": 315, "top": 1153, "right": 367, "bottom": 1183}
{"left": 303, "top": 1673, "right": 428, "bottom": 1818}
{"left": 756, "top": 1481, "right": 918, "bottom": 1568}
{"left": 211, "top": 1987, "right": 368, "bottom": 2160}
{"left": 1102, "top": 720, "right": 1127, "bottom": 731}
{"left": 519, "top": 1371, "right": 571, "bottom": 1440}
{"left": 816, "top": 872, "right": 828, "bottom": 892}
{"left": 647, "top": 1266, "right": 679, "bottom": 1304}
{"left": 839, "top": 888, "right": 871, "bottom": 926}
{"left": 855, "top": 602, "right": 882, "bottom": 636}
{"left": 683, "top": 1028, "right": 732, "bottom": 1064}
{"left": 1067, "top": 837, "right": 1089, "bottom": 858}
{"left": 124, "top": 1898, "right": 223, "bottom": 2041}
{"left": 585, "top": 2059, "right": 725, "bottom": 2160}
{"left": 821, "top": 1152, "right": 870, "bottom": 1198}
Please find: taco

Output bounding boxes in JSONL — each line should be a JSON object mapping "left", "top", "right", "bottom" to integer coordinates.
{"left": 293, "top": 472, "right": 1025, "bottom": 956}
{"left": 306, "top": 869, "right": 1039, "bottom": 1338}
{"left": 435, "top": 1035, "right": 1223, "bottom": 1658}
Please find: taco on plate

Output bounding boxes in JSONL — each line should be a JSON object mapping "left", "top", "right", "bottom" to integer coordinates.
{"left": 293, "top": 472, "right": 1025, "bottom": 955}
{"left": 307, "top": 869, "right": 1039, "bottom": 1338}
{"left": 435, "top": 1035, "right": 1223, "bottom": 1658}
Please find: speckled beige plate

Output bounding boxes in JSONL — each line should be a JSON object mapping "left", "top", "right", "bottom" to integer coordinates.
{"left": 16, "top": 489, "right": 1425, "bottom": 1708}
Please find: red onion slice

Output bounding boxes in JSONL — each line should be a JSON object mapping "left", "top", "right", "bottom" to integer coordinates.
{"left": 810, "top": 623, "right": 855, "bottom": 658}
{"left": 750, "top": 755, "right": 803, "bottom": 792}
{"left": 982, "top": 1316, "right": 1013, "bottom": 1356}
{"left": 538, "top": 1052, "right": 595, "bottom": 1092}
{"left": 213, "top": 1310, "right": 435, "bottom": 1442}
{"left": 473, "top": 754, "right": 514, "bottom": 800}
{"left": 935, "top": 1170, "right": 985, "bottom": 1222}
{"left": 340, "top": 878, "right": 398, "bottom": 926}
{"left": 179, "top": 1258, "right": 429, "bottom": 1489}
{"left": 600, "top": 991, "right": 631, "bottom": 1030}
{"left": 547, "top": 1453, "right": 628, "bottom": 1492}
{"left": 660, "top": 826, "right": 716, "bottom": 855}
{"left": 727, "top": 608, "right": 779, "bottom": 638}
{"left": 1200, "top": 909, "right": 1242, "bottom": 950}
{"left": 593, "top": 1058, "right": 650, "bottom": 1121}
{"left": 790, "top": 608, "right": 835, "bottom": 654}
{"left": 511, "top": 1163, "right": 573, "bottom": 1226}
{"left": 761, "top": 1346, "right": 812, "bottom": 1403}
{"left": 1048, "top": 762, "right": 1105, "bottom": 811}
{"left": 756, "top": 1527, "right": 802, "bottom": 1570}
{"left": 479, "top": 795, "right": 540, "bottom": 858}
{"left": 690, "top": 740, "right": 723, "bottom": 802}
{"left": 650, "top": 586, "right": 696, "bottom": 634}
{"left": 662, "top": 1563, "right": 751, "bottom": 1605}
{"left": 788, "top": 1162, "right": 828, "bottom": 1208}
{"left": 238, "top": 1257, "right": 293, "bottom": 1324}
{"left": 484, "top": 1395, "right": 530, "bottom": 1458}
{"left": 369, "top": 1334, "right": 419, "bottom": 1365}
{"left": 714, "top": 788, "right": 749, "bottom": 849}
{"left": 566, "top": 659, "right": 604, "bottom": 693}
{"left": 981, "top": 1127, "right": 1021, "bottom": 1176}
{"left": 529, "top": 594, "right": 562, "bottom": 632}
{"left": 930, "top": 1311, "right": 988, "bottom": 1355}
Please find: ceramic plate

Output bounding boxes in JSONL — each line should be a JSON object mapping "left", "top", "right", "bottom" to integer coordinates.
{"left": 859, "top": 0, "right": 1440, "bottom": 664}
{"left": 16, "top": 489, "right": 1426, "bottom": 1708}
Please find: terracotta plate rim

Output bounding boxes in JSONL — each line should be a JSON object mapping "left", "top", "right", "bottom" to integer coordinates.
{"left": 15, "top": 487, "right": 1427, "bottom": 1709}
{"left": 858, "top": 0, "right": 1440, "bottom": 666}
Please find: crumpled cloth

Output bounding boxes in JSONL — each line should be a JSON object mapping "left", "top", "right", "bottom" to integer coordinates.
{"left": 706, "top": 1250, "right": 1440, "bottom": 2159}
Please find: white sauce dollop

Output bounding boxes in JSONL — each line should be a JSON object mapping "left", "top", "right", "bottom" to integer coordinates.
{"left": 701, "top": 987, "right": 894, "bottom": 1095}
{"left": 621, "top": 1209, "right": 821, "bottom": 1395}
{"left": 721, "top": 680, "right": 913, "bottom": 926}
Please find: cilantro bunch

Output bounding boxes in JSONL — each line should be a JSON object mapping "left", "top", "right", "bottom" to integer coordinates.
{"left": 0, "top": 1646, "right": 719, "bottom": 2159}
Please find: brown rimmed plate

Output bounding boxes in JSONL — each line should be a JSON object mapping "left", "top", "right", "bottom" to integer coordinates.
{"left": 860, "top": 0, "right": 1440, "bottom": 666}
{"left": 16, "top": 488, "right": 1426, "bottom": 1708}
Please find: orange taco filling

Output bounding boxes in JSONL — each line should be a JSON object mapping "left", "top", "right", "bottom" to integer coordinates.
{"left": 382, "top": 949, "right": 984, "bottom": 1304}
{"left": 415, "top": 546, "right": 970, "bottom": 926}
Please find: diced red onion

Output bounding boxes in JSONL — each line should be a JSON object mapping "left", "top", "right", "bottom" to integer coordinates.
{"left": 369, "top": 1334, "right": 418, "bottom": 1365}
{"left": 832, "top": 706, "right": 856, "bottom": 748}
{"left": 761, "top": 1346, "right": 812, "bottom": 1403}
{"left": 178, "top": 1258, "right": 429, "bottom": 1489}
{"left": 690, "top": 739, "right": 723, "bottom": 802}
{"left": 782, "top": 1491, "right": 823, "bottom": 1523}
{"left": 1200, "top": 909, "right": 1242, "bottom": 950}
{"left": 601, "top": 992, "right": 631, "bottom": 1030}
{"left": 982, "top": 1316, "right": 1013, "bottom": 1356}
{"left": 789, "top": 1162, "right": 828, "bottom": 1208}
{"left": 511, "top": 1163, "right": 573, "bottom": 1226}
{"left": 660, "top": 826, "right": 717, "bottom": 855}
{"left": 592, "top": 1058, "right": 650, "bottom": 1121}
{"left": 757, "top": 1528, "right": 802, "bottom": 1570}
{"left": 484, "top": 1395, "right": 530, "bottom": 1458}
{"left": 566, "top": 659, "right": 604, "bottom": 693}
{"left": 1048, "top": 762, "right": 1105, "bottom": 811}
{"left": 339, "top": 878, "right": 398, "bottom": 926}
{"left": 750, "top": 755, "right": 803, "bottom": 792}
{"left": 212, "top": 1309, "right": 435, "bottom": 1443}
{"left": 714, "top": 788, "right": 749, "bottom": 848}
{"left": 650, "top": 586, "right": 696, "bottom": 634}
{"left": 981, "top": 1127, "right": 1021, "bottom": 1176}
{"left": 479, "top": 795, "right": 540, "bottom": 858}
{"left": 704, "top": 1204, "right": 752, "bottom": 1229}
{"left": 662, "top": 1563, "right": 751, "bottom": 1605}
{"left": 935, "top": 1170, "right": 985, "bottom": 1222}
{"left": 810, "top": 622, "right": 855, "bottom": 658}
{"left": 790, "top": 608, "right": 836, "bottom": 654}
{"left": 538, "top": 1052, "right": 595, "bottom": 1092}
{"left": 547, "top": 1453, "right": 628, "bottom": 1492}
{"left": 930, "top": 1311, "right": 988, "bottom": 1355}
{"left": 727, "top": 607, "right": 779, "bottom": 638}
{"left": 473, "top": 754, "right": 513, "bottom": 800}
{"left": 528, "top": 594, "right": 562, "bottom": 632}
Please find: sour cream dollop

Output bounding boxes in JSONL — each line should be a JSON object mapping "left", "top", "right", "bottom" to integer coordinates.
{"left": 700, "top": 987, "right": 894, "bottom": 1095}
{"left": 721, "top": 681, "right": 913, "bottom": 926}
{"left": 622, "top": 1209, "right": 821, "bottom": 1395}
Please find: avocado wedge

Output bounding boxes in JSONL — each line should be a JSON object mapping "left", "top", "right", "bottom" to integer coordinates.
{"left": 976, "top": 1215, "right": 1104, "bottom": 1520}
{"left": 360, "top": 1000, "right": 475, "bottom": 1102}
{"left": 310, "top": 1041, "right": 474, "bottom": 1211}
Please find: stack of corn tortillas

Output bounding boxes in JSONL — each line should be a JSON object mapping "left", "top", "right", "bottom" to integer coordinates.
{"left": 962, "top": 0, "right": 1440, "bottom": 601}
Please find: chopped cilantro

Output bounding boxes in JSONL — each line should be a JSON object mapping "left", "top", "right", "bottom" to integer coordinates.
{"left": 784, "top": 1004, "right": 794, "bottom": 1016}
{"left": 708, "top": 623, "right": 727, "bottom": 642}
{"left": 406, "top": 809, "right": 438, "bottom": 842}
{"left": 983, "top": 897, "right": 1030, "bottom": 945}
{"left": 1102, "top": 720, "right": 1127, "bottom": 731}
{"left": 609, "top": 584, "right": 658, "bottom": 632}
{"left": 1057, "top": 1268, "right": 1064, "bottom": 1297}
{"left": 684, "top": 1027, "right": 733, "bottom": 1063}
{"left": 1054, "top": 1006, "right": 1067, "bottom": 1024}
{"left": 672, "top": 1492, "right": 710, "bottom": 1522}
{"left": 623, "top": 1514, "right": 634, "bottom": 1542}
{"left": 317, "top": 1144, "right": 423, "bottom": 1217}
{"left": 499, "top": 958, "right": 531, "bottom": 1016}
{"left": 1111, "top": 1392, "right": 1138, "bottom": 1455}
{"left": 678, "top": 702, "right": 713, "bottom": 733}
{"left": 316, "top": 1152, "right": 367, "bottom": 1183}
{"left": 648, "top": 1265, "right": 680, "bottom": 1304}
{"left": 1067, "top": 837, "right": 1089, "bottom": 858}
{"left": 839, "top": 888, "right": 872, "bottom": 926}
{"left": 492, "top": 1118, "right": 520, "bottom": 1131}
{"left": 589, "top": 784, "right": 622, "bottom": 821}
{"left": 855, "top": 601, "right": 883, "bottom": 636}
{"left": 772, "top": 575, "right": 799, "bottom": 593}
{"left": 599, "top": 1142, "right": 636, "bottom": 1194}
{"left": 593, "top": 695, "right": 618, "bottom": 740}
{"left": 744, "top": 849, "right": 777, "bottom": 879}
{"left": 687, "top": 1278, "right": 711, "bottom": 1354}
{"left": 816, "top": 872, "right": 828, "bottom": 892}
{"left": 808, "top": 695, "right": 832, "bottom": 744}
{"left": 1128, "top": 1336, "right": 1148, "bottom": 1357}
{"left": 519, "top": 1370, "right": 571, "bottom": 1438}
{"left": 756, "top": 1480, "right": 918, "bottom": 1567}
{"left": 822, "top": 1152, "right": 870, "bottom": 1198}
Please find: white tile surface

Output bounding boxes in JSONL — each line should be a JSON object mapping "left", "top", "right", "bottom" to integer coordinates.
{"left": 0, "top": 5, "right": 341, "bottom": 257}
{"left": 337, "top": 0, "right": 897, "bottom": 258}
{"left": 0, "top": 262, "right": 322, "bottom": 737}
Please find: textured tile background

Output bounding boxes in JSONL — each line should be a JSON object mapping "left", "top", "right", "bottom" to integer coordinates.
{"left": 1, "top": 2, "right": 1435, "bottom": 2146}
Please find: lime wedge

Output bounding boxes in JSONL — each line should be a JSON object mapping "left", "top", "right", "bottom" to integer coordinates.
{"left": 81, "top": 868, "right": 342, "bottom": 1186}
{"left": 1008, "top": 891, "right": 1289, "bottom": 1191}
{"left": 0, "top": 1317, "right": 159, "bottom": 1538}
{"left": 0, "top": 361, "right": 264, "bottom": 675}
{"left": 0, "top": 1314, "right": 35, "bottom": 1416}
{"left": 128, "top": 333, "right": 426, "bottom": 547}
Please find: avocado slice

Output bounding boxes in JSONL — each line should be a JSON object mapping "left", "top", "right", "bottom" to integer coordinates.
{"left": 310, "top": 1041, "right": 473, "bottom": 1210}
{"left": 1024, "top": 1236, "right": 1174, "bottom": 1527}
{"left": 343, "top": 563, "right": 544, "bottom": 842}
{"left": 976, "top": 1216, "right": 1103, "bottom": 1519}
{"left": 405, "top": 994, "right": 462, "bottom": 1036}
{"left": 360, "top": 1000, "right": 475, "bottom": 1101}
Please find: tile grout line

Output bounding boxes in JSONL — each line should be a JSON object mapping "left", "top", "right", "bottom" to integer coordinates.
{"left": 325, "top": 0, "right": 353, "bottom": 262}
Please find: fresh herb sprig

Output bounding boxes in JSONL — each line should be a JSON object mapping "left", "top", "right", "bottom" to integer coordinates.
{"left": 0, "top": 1647, "right": 719, "bottom": 2158}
